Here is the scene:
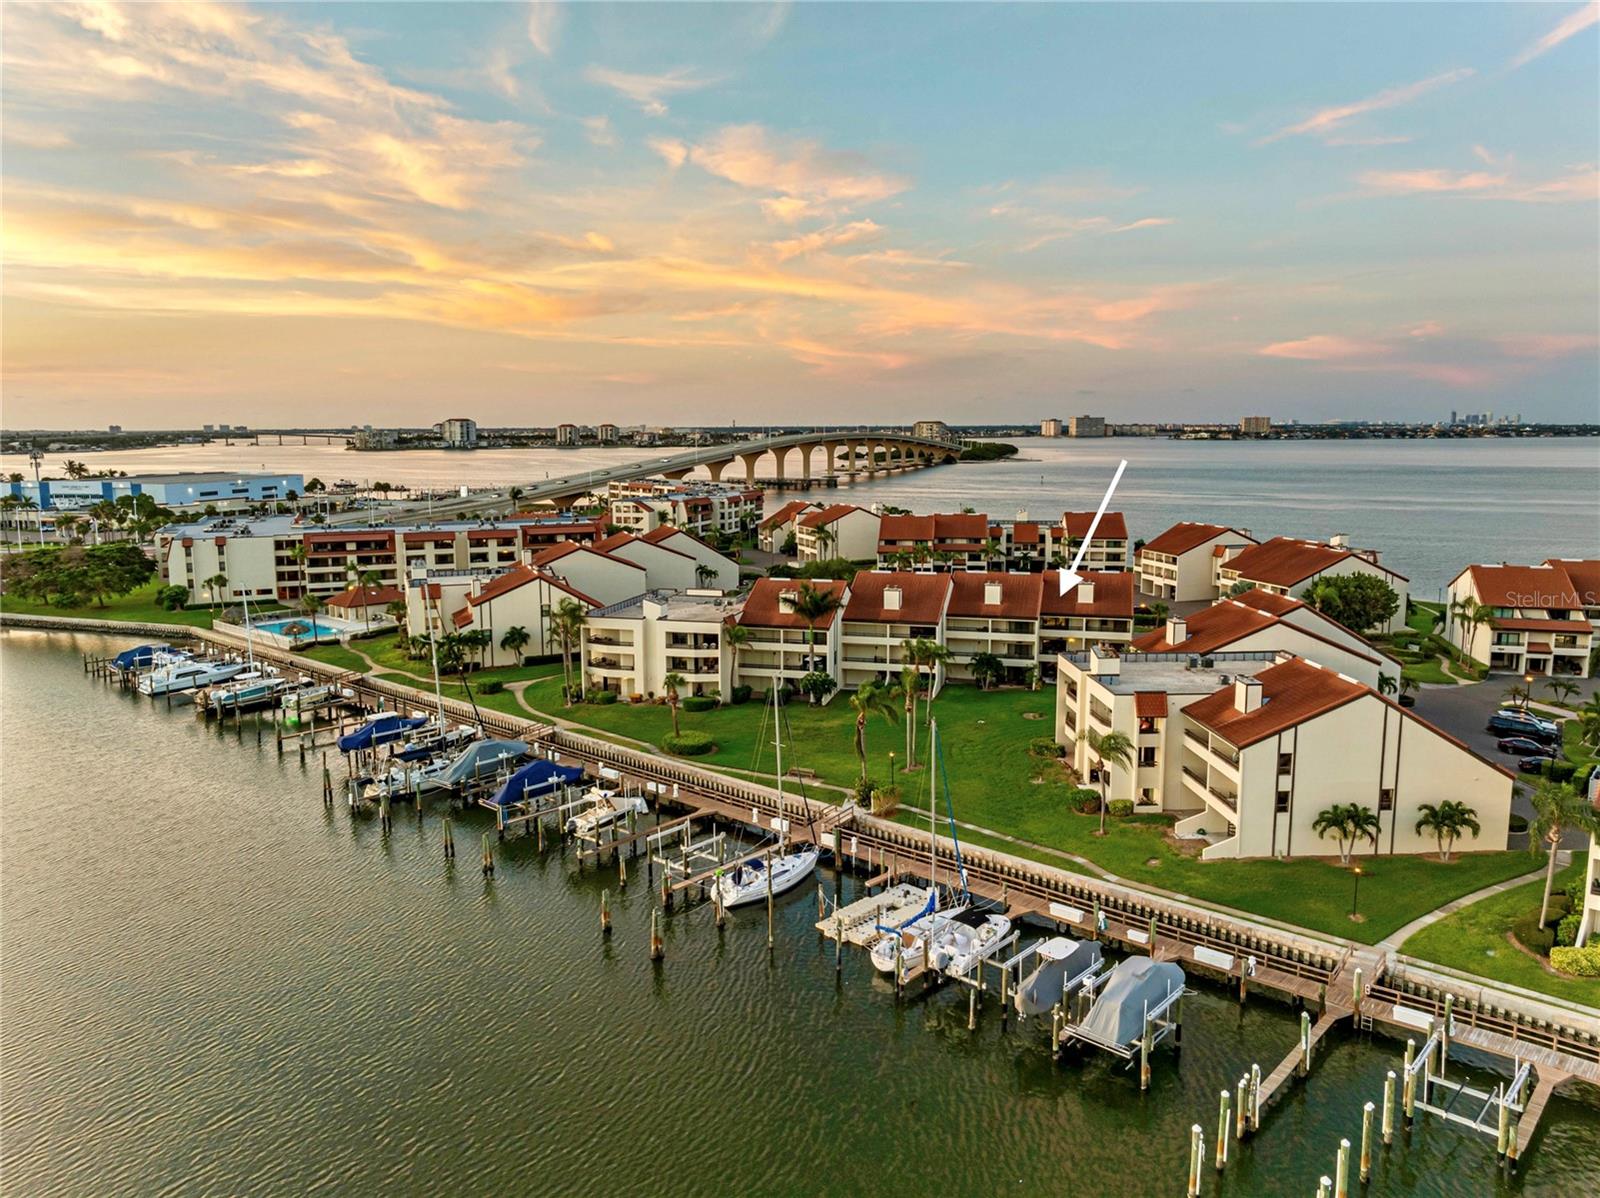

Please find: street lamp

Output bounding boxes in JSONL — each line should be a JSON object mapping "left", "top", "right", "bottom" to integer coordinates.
{"left": 889, "top": 750, "right": 897, "bottom": 776}
{"left": 28, "top": 449, "right": 45, "bottom": 547}
{"left": 1350, "top": 865, "right": 1364, "bottom": 922}
{"left": 1523, "top": 672, "right": 1534, "bottom": 708}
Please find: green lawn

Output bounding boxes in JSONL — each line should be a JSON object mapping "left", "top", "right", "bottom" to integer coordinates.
{"left": 303, "top": 632, "right": 563, "bottom": 689}
{"left": 512, "top": 678, "right": 1536, "bottom": 944}
{"left": 0, "top": 580, "right": 224, "bottom": 629}
{"left": 1403, "top": 857, "right": 1598, "bottom": 1007}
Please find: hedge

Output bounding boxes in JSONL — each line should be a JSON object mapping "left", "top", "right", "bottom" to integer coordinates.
{"left": 1029, "top": 737, "right": 1065, "bottom": 758}
{"left": 1108, "top": 799, "right": 1133, "bottom": 817}
{"left": 729, "top": 685, "right": 753, "bottom": 705}
{"left": 590, "top": 690, "right": 619, "bottom": 705}
{"left": 477, "top": 680, "right": 505, "bottom": 695}
{"left": 681, "top": 695, "right": 718, "bottom": 713}
{"left": 663, "top": 731, "right": 715, "bottom": 756}
{"left": 1550, "top": 945, "right": 1600, "bottom": 977}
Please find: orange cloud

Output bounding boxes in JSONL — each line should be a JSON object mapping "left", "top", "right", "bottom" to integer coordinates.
{"left": 1257, "top": 69, "right": 1473, "bottom": 145}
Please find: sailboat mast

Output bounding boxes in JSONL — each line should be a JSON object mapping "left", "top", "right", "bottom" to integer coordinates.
{"left": 242, "top": 594, "right": 255, "bottom": 669}
{"left": 929, "top": 718, "right": 938, "bottom": 886}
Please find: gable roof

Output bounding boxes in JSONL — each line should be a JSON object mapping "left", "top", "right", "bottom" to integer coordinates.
{"left": 1040, "top": 569, "right": 1134, "bottom": 617}
{"left": 947, "top": 571, "right": 1044, "bottom": 619}
{"left": 600, "top": 530, "right": 694, "bottom": 561}
{"left": 1141, "top": 521, "right": 1249, "bottom": 557}
{"left": 1223, "top": 536, "right": 1407, "bottom": 586}
{"left": 760, "top": 500, "right": 815, "bottom": 531}
{"left": 529, "top": 542, "right": 645, "bottom": 571}
{"left": 1461, "top": 563, "right": 1581, "bottom": 610}
{"left": 1061, "top": 510, "right": 1129, "bottom": 540}
{"left": 844, "top": 571, "right": 953, "bottom": 623}
{"left": 325, "top": 584, "right": 404, "bottom": 610}
{"left": 1131, "top": 600, "right": 1279, "bottom": 653}
{"left": 465, "top": 564, "right": 601, "bottom": 610}
{"left": 1183, "top": 657, "right": 1368, "bottom": 748}
{"left": 878, "top": 512, "right": 990, "bottom": 548}
{"left": 641, "top": 524, "right": 721, "bottom": 555}
{"left": 1545, "top": 559, "right": 1600, "bottom": 607}
{"left": 737, "top": 578, "right": 849, "bottom": 630}
{"left": 798, "top": 503, "right": 867, "bottom": 530}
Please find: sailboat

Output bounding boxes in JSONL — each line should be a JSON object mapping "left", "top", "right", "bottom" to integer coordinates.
{"left": 714, "top": 683, "right": 819, "bottom": 909}
{"left": 197, "top": 599, "right": 292, "bottom": 713}
{"left": 565, "top": 785, "right": 650, "bottom": 836}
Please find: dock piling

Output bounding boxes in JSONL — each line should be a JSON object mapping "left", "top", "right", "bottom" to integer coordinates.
{"left": 443, "top": 815, "right": 455, "bottom": 859}
{"left": 1402, "top": 1040, "right": 1416, "bottom": 1125}
{"left": 1235, "top": 1076, "right": 1248, "bottom": 1141}
{"left": 1186, "top": 1124, "right": 1203, "bottom": 1197}
{"left": 1299, "top": 1010, "right": 1312, "bottom": 1077}
{"left": 1250, "top": 1063, "right": 1262, "bottom": 1132}
{"left": 481, "top": 832, "right": 494, "bottom": 877}
{"left": 1335, "top": 1138, "right": 1350, "bottom": 1198}
{"left": 1317, "top": 1177, "right": 1331, "bottom": 1198}
{"left": 649, "top": 908, "right": 663, "bottom": 961}
{"left": 1215, "top": 1090, "right": 1230, "bottom": 1171}
{"left": 601, "top": 888, "right": 612, "bottom": 936}
{"left": 1382, "top": 1070, "right": 1395, "bottom": 1144}
{"left": 1360, "top": 1102, "right": 1374, "bottom": 1183}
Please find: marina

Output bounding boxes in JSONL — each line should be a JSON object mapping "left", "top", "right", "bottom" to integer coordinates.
{"left": 7, "top": 620, "right": 1599, "bottom": 1195}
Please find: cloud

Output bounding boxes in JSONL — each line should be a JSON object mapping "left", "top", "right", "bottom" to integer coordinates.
{"left": 1358, "top": 169, "right": 1508, "bottom": 195}
{"left": 1256, "top": 69, "right": 1473, "bottom": 145}
{"left": 584, "top": 65, "right": 715, "bottom": 116}
{"left": 1509, "top": 2, "right": 1599, "bottom": 69}
{"left": 1496, "top": 333, "right": 1599, "bottom": 359}
{"left": 1259, "top": 335, "right": 1389, "bottom": 361}
{"left": 1256, "top": 325, "right": 1592, "bottom": 389}
{"left": 648, "top": 137, "right": 688, "bottom": 169}
{"left": 527, "top": 2, "right": 562, "bottom": 56}
{"left": 768, "top": 220, "right": 883, "bottom": 262}
{"left": 685, "top": 124, "right": 910, "bottom": 219}
{"left": 583, "top": 115, "right": 617, "bottom": 148}
{"left": 1357, "top": 164, "right": 1598, "bottom": 202}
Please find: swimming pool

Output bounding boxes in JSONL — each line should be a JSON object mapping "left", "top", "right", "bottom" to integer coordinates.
{"left": 249, "top": 617, "right": 356, "bottom": 645}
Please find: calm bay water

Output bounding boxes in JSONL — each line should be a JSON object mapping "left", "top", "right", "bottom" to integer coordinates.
{"left": 2, "top": 631, "right": 1598, "bottom": 1196}
{"left": 6, "top": 436, "right": 1597, "bottom": 593}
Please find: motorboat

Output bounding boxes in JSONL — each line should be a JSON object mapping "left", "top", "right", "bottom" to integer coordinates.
{"left": 279, "top": 682, "right": 346, "bottom": 721}
{"left": 436, "top": 739, "right": 528, "bottom": 789}
{"left": 868, "top": 894, "right": 969, "bottom": 975}
{"left": 566, "top": 786, "right": 650, "bottom": 836}
{"left": 138, "top": 657, "right": 247, "bottom": 696}
{"left": 198, "top": 671, "right": 291, "bottom": 714}
{"left": 390, "top": 722, "right": 478, "bottom": 762}
{"left": 489, "top": 760, "right": 586, "bottom": 810}
{"left": 112, "top": 643, "right": 177, "bottom": 672}
{"left": 1013, "top": 938, "right": 1104, "bottom": 1017}
{"left": 714, "top": 844, "right": 821, "bottom": 909}
{"left": 928, "top": 911, "right": 1013, "bottom": 976}
{"left": 1069, "top": 958, "right": 1187, "bottom": 1051}
{"left": 336, "top": 712, "right": 429, "bottom": 753}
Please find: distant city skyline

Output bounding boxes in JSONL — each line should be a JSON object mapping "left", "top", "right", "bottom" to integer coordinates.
{"left": 2, "top": 2, "right": 1597, "bottom": 426}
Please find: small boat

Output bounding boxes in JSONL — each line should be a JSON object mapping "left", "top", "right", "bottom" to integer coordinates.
{"left": 566, "top": 786, "right": 650, "bottom": 836}
{"left": 489, "top": 760, "right": 586, "bottom": 810}
{"left": 437, "top": 739, "right": 528, "bottom": 789}
{"left": 928, "top": 911, "right": 1013, "bottom": 976}
{"left": 279, "top": 682, "right": 346, "bottom": 721}
{"left": 389, "top": 722, "right": 478, "bottom": 762}
{"left": 198, "top": 671, "right": 290, "bottom": 714}
{"left": 1013, "top": 938, "right": 1104, "bottom": 1017}
{"left": 112, "top": 643, "right": 176, "bottom": 672}
{"left": 359, "top": 756, "right": 454, "bottom": 802}
{"left": 715, "top": 845, "right": 821, "bottom": 908}
{"left": 138, "top": 657, "right": 247, "bottom": 696}
{"left": 336, "top": 713, "right": 429, "bottom": 753}
{"left": 1070, "top": 958, "right": 1187, "bottom": 1051}
{"left": 868, "top": 894, "right": 969, "bottom": 974}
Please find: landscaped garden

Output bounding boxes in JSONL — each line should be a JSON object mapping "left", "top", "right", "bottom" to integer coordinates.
{"left": 1381, "top": 600, "right": 1487, "bottom": 686}
{"left": 1, "top": 578, "right": 232, "bottom": 629}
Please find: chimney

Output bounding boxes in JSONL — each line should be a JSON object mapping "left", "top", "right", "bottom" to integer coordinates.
{"left": 1089, "top": 646, "right": 1121, "bottom": 677}
{"left": 1166, "top": 616, "right": 1187, "bottom": 644}
{"left": 1015, "top": 508, "right": 1029, "bottom": 521}
{"left": 1077, "top": 581, "right": 1095, "bottom": 604}
{"left": 1235, "top": 676, "right": 1264, "bottom": 713}
{"left": 984, "top": 580, "right": 1003, "bottom": 606}
{"left": 883, "top": 585, "right": 902, "bottom": 611}
{"left": 1329, "top": 533, "right": 1350, "bottom": 550}
{"left": 778, "top": 589, "right": 797, "bottom": 614}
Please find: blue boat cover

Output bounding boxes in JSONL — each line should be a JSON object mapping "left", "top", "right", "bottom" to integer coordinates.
{"left": 489, "top": 760, "right": 584, "bottom": 807}
{"left": 337, "top": 714, "right": 427, "bottom": 753}
{"left": 440, "top": 739, "right": 528, "bottom": 786}
{"left": 113, "top": 644, "right": 168, "bottom": 670}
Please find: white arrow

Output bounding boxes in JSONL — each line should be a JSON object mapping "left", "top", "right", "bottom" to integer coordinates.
{"left": 1058, "top": 458, "right": 1129, "bottom": 596}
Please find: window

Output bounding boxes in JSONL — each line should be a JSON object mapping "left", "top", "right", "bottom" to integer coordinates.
{"left": 1140, "top": 788, "right": 1155, "bottom": 805}
{"left": 1277, "top": 752, "right": 1293, "bottom": 774}
{"left": 1138, "top": 747, "right": 1157, "bottom": 768}
{"left": 1379, "top": 788, "right": 1394, "bottom": 812}
{"left": 1275, "top": 791, "right": 1290, "bottom": 814}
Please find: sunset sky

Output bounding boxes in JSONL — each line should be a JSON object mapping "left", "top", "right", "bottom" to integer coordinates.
{"left": 2, "top": 1, "right": 1597, "bottom": 428}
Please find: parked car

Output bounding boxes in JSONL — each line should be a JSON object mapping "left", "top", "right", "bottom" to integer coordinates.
{"left": 1518, "top": 757, "right": 1549, "bottom": 775}
{"left": 1497, "top": 736, "right": 1555, "bottom": 758}
{"left": 1486, "top": 710, "right": 1559, "bottom": 743}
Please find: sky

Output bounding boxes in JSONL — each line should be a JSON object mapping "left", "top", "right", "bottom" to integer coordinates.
{"left": 2, "top": 1, "right": 1597, "bottom": 429}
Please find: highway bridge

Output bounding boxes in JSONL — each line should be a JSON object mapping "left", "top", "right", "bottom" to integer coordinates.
{"left": 361, "top": 429, "right": 964, "bottom": 522}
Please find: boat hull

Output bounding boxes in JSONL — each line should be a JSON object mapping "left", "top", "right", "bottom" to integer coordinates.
{"left": 715, "top": 847, "right": 819, "bottom": 908}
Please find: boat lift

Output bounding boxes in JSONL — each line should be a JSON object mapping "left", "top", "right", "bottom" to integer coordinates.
{"left": 1404, "top": 1017, "right": 1534, "bottom": 1159}
{"left": 1058, "top": 960, "right": 1191, "bottom": 1090}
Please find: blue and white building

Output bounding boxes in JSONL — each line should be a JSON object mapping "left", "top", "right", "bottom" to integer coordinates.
{"left": 7, "top": 471, "right": 304, "bottom": 511}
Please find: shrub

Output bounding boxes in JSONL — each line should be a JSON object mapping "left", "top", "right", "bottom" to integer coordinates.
{"left": 1550, "top": 946, "right": 1600, "bottom": 977}
{"left": 663, "top": 731, "right": 714, "bottom": 756}
{"left": 1547, "top": 759, "right": 1576, "bottom": 784}
{"left": 682, "top": 695, "right": 718, "bottom": 713}
{"left": 1029, "top": 737, "right": 1065, "bottom": 759}
{"left": 591, "top": 690, "right": 619, "bottom": 705}
{"left": 1070, "top": 787, "right": 1101, "bottom": 815}
{"left": 729, "top": 684, "right": 752, "bottom": 705}
{"left": 1556, "top": 911, "right": 1582, "bottom": 947}
{"left": 477, "top": 679, "right": 505, "bottom": 695}
{"left": 1508, "top": 814, "right": 1528, "bottom": 835}
{"left": 155, "top": 584, "right": 189, "bottom": 611}
{"left": 1109, "top": 799, "right": 1134, "bottom": 818}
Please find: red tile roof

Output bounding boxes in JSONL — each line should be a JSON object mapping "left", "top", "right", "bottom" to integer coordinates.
{"left": 878, "top": 512, "right": 990, "bottom": 548}
{"left": 738, "top": 578, "right": 849, "bottom": 630}
{"left": 1040, "top": 570, "right": 1134, "bottom": 617}
{"left": 1462, "top": 563, "right": 1581, "bottom": 610}
{"left": 1183, "top": 657, "right": 1367, "bottom": 748}
{"left": 1545, "top": 559, "right": 1600, "bottom": 607}
{"left": 798, "top": 503, "right": 865, "bottom": 530}
{"left": 466, "top": 564, "right": 601, "bottom": 610}
{"left": 1134, "top": 692, "right": 1168, "bottom": 719}
{"left": 1061, "top": 510, "right": 1128, "bottom": 540}
{"left": 1224, "top": 537, "right": 1407, "bottom": 586}
{"left": 1140, "top": 522, "right": 1246, "bottom": 558}
{"left": 529, "top": 542, "right": 644, "bottom": 571}
{"left": 452, "top": 605, "right": 474, "bottom": 629}
{"left": 760, "top": 500, "right": 815, "bottom": 531}
{"left": 947, "top": 571, "right": 1044, "bottom": 619}
{"left": 1008, "top": 522, "right": 1043, "bottom": 545}
{"left": 1489, "top": 617, "right": 1591, "bottom": 633}
{"left": 844, "top": 571, "right": 952, "bottom": 623}
{"left": 402, "top": 531, "right": 456, "bottom": 546}
{"left": 325, "top": 584, "right": 404, "bottom": 610}
{"left": 1528, "top": 641, "right": 1553, "bottom": 654}
{"left": 1232, "top": 589, "right": 1301, "bottom": 616}
{"left": 1131, "top": 600, "right": 1278, "bottom": 653}
{"left": 592, "top": 532, "right": 637, "bottom": 554}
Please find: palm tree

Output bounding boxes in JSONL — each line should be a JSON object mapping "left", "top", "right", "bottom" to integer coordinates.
{"left": 300, "top": 592, "right": 324, "bottom": 642}
{"left": 1527, "top": 780, "right": 1600, "bottom": 928}
{"left": 547, "top": 597, "right": 587, "bottom": 704}
{"left": 982, "top": 536, "right": 1003, "bottom": 568}
{"left": 899, "top": 662, "right": 921, "bottom": 769}
{"left": 792, "top": 582, "right": 842, "bottom": 672}
{"left": 1086, "top": 729, "right": 1134, "bottom": 837}
{"left": 849, "top": 680, "right": 898, "bottom": 781}
{"left": 1448, "top": 596, "right": 1473, "bottom": 653}
{"left": 1544, "top": 678, "right": 1579, "bottom": 708}
{"left": 204, "top": 572, "right": 228, "bottom": 609}
{"left": 917, "top": 640, "right": 951, "bottom": 726}
{"left": 663, "top": 671, "right": 685, "bottom": 735}
{"left": 1502, "top": 682, "right": 1532, "bottom": 712}
{"left": 1151, "top": 601, "right": 1170, "bottom": 622}
{"left": 500, "top": 624, "right": 531, "bottom": 666}
{"left": 813, "top": 525, "right": 837, "bottom": 559}
{"left": 1578, "top": 695, "right": 1600, "bottom": 749}
{"left": 288, "top": 543, "right": 310, "bottom": 606}
{"left": 970, "top": 650, "right": 1004, "bottom": 691}
{"left": 508, "top": 486, "right": 524, "bottom": 514}
{"left": 695, "top": 562, "right": 717, "bottom": 588}
{"left": 723, "top": 620, "right": 750, "bottom": 684}
{"left": 1312, "top": 803, "right": 1380, "bottom": 865}
{"left": 1378, "top": 673, "right": 1398, "bottom": 697}
{"left": 1414, "top": 801, "right": 1481, "bottom": 862}
{"left": 355, "top": 568, "right": 383, "bottom": 631}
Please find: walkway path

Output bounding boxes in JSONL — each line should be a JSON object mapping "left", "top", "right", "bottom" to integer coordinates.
{"left": 1377, "top": 859, "right": 1558, "bottom": 953}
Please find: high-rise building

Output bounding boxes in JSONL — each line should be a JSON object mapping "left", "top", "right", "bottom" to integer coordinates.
{"left": 108, "top": 425, "right": 122, "bottom": 434}
{"left": 1039, "top": 418, "right": 1063, "bottom": 437}
{"left": 1239, "top": 416, "right": 1272, "bottom": 436}
{"left": 439, "top": 417, "right": 478, "bottom": 449}
{"left": 555, "top": 423, "right": 579, "bottom": 447}
{"left": 596, "top": 423, "right": 619, "bottom": 444}
{"left": 913, "top": 419, "right": 952, "bottom": 440}
{"left": 1067, "top": 415, "right": 1106, "bottom": 438}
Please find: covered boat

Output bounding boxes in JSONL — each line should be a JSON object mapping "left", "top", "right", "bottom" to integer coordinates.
{"left": 438, "top": 739, "right": 528, "bottom": 788}
{"left": 337, "top": 713, "right": 428, "bottom": 753}
{"left": 113, "top": 644, "right": 173, "bottom": 671}
{"left": 490, "top": 760, "right": 585, "bottom": 808}
{"left": 1013, "top": 938, "right": 1103, "bottom": 1017}
{"left": 1073, "top": 958, "right": 1186, "bottom": 1049}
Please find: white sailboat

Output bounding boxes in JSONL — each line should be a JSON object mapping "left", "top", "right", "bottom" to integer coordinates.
{"left": 928, "top": 912, "right": 1013, "bottom": 976}
{"left": 565, "top": 786, "right": 650, "bottom": 836}
{"left": 714, "top": 683, "right": 819, "bottom": 909}
{"left": 868, "top": 899, "right": 969, "bottom": 974}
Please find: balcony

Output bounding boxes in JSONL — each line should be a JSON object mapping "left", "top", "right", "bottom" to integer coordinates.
{"left": 1180, "top": 764, "right": 1208, "bottom": 799}
{"left": 587, "top": 634, "right": 631, "bottom": 648}
{"left": 1207, "top": 782, "right": 1237, "bottom": 811}
{"left": 1088, "top": 702, "right": 1113, "bottom": 729}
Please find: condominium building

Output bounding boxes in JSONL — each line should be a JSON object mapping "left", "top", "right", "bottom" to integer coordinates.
{"left": 1130, "top": 590, "right": 1402, "bottom": 688}
{"left": 582, "top": 591, "right": 739, "bottom": 700}
{"left": 1067, "top": 415, "right": 1107, "bottom": 437}
{"left": 758, "top": 500, "right": 820, "bottom": 552}
{"left": 526, "top": 543, "right": 649, "bottom": 607}
{"left": 1038, "top": 571, "right": 1136, "bottom": 674}
{"left": 596, "top": 423, "right": 619, "bottom": 444}
{"left": 437, "top": 417, "right": 478, "bottom": 449}
{"left": 1547, "top": 559, "right": 1600, "bottom": 630}
{"left": 1056, "top": 510, "right": 1131, "bottom": 572}
{"left": 10, "top": 471, "right": 304, "bottom": 512}
{"left": 1218, "top": 536, "right": 1410, "bottom": 634}
{"left": 796, "top": 504, "right": 880, "bottom": 562}
{"left": 407, "top": 565, "right": 600, "bottom": 667}
{"left": 1138, "top": 522, "right": 1258, "bottom": 602}
{"left": 1444, "top": 562, "right": 1596, "bottom": 677}
{"left": 606, "top": 480, "right": 762, "bottom": 540}
{"left": 1039, "top": 418, "right": 1063, "bottom": 438}
{"left": 837, "top": 571, "right": 953, "bottom": 694}
{"left": 944, "top": 572, "right": 1047, "bottom": 684}
{"left": 555, "top": 423, "right": 579, "bottom": 447}
{"left": 591, "top": 530, "right": 733, "bottom": 592}
{"left": 876, "top": 512, "right": 992, "bottom": 569}
{"left": 1055, "top": 650, "right": 1512, "bottom": 860}
{"left": 913, "top": 420, "right": 953, "bottom": 441}
{"left": 1239, "top": 416, "right": 1272, "bottom": 436}
{"left": 733, "top": 577, "right": 850, "bottom": 697}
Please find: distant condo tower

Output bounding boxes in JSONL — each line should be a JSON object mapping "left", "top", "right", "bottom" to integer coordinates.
{"left": 1039, "top": 418, "right": 1063, "bottom": 437}
{"left": 437, "top": 417, "right": 478, "bottom": 449}
{"left": 1067, "top": 414, "right": 1106, "bottom": 437}
{"left": 596, "top": 422, "right": 618, "bottom": 444}
{"left": 1239, "top": 415, "right": 1272, "bottom": 436}
{"left": 555, "top": 423, "right": 579, "bottom": 447}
